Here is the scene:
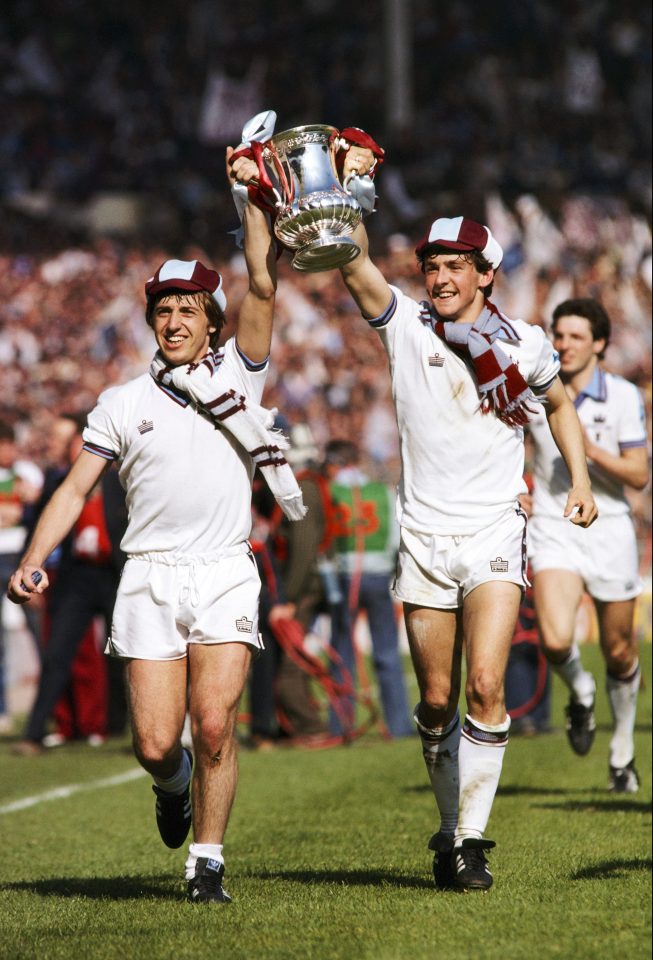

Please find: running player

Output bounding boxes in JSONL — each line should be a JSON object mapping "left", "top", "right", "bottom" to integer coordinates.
{"left": 306, "top": 143, "right": 597, "bottom": 892}
{"left": 528, "top": 298, "right": 649, "bottom": 792}
{"left": 8, "top": 150, "right": 290, "bottom": 904}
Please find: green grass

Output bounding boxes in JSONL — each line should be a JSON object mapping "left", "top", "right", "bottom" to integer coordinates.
{"left": 0, "top": 644, "right": 650, "bottom": 960}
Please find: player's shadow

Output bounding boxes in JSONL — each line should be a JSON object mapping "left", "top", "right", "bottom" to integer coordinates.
{"left": 407, "top": 783, "right": 585, "bottom": 797}
{"left": 254, "top": 868, "right": 434, "bottom": 889}
{"left": 532, "top": 797, "right": 651, "bottom": 813}
{"left": 571, "top": 857, "right": 652, "bottom": 881}
{"left": 2, "top": 875, "right": 181, "bottom": 900}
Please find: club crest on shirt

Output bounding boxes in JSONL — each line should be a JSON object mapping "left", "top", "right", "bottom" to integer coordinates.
{"left": 137, "top": 419, "right": 154, "bottom": 434}
{"left": 490, "top": 557, "right": 509, "bottom": 573}
{"left": 428, "top": 354, "right": 445, "bottom": 367}
{"left": 236, "top": 616, "right": 254, "bottom": 633}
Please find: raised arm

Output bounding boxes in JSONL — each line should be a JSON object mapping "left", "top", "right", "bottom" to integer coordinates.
{"left": 226, "top": 146, "right": 277, "bottom": 364}
{"left": 340, "top": 220, "right": 395, "bottom": 320}
{"left": 543, "top": 377, "right": 598, "bottom": 527}
{"left": 7, "top": 450, "right": 110, "bottom": 603}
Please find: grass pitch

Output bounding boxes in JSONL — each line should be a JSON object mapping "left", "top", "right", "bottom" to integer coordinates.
{"left": 0, "top": 643, "right": 650, "bottom": 960}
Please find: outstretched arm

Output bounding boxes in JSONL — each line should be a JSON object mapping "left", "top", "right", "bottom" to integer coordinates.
{"left": 337, "top": 147, "right": 394, "bottom": 320}
{"left": 7, "top": 451, "right": 110, "bottom": 603}
{"left": 543, "top": 377, "right": 598, "bottom": 527}
{"left": 340, "top": 220, "right": 394, "bottom": 320}
{"left": 226, "top": 146, "right": 277, "bottom": 364}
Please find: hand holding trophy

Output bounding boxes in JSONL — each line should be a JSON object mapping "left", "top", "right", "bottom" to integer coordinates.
{"left": 228, "top": 112, "right": 384, "bottom": 273}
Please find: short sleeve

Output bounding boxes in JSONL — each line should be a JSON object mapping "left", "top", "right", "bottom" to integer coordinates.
{"left": 527, "top": 326, "right": 560, "bottom": 393}
{"left": 222, "top": 337, "right": 269, "bottom": 405}
{"left": 83, "top": 387, "right": 122, "bottom": 461}
{"left": 368, "top": 286, "right": 416, "bottom": 361}
{"left": 617, "top": 381, "right": 647, "bottom": 449}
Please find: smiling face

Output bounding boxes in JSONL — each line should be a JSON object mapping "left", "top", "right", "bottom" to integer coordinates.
{"left": 151, "top": 293, "right": 216, "bottom": 366}
{"left": 423, "top": 252, "right": 494, "bottom": 323}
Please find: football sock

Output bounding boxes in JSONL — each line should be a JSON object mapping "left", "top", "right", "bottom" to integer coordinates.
{"left": 152, "top": 748, "right": 192, "bottom": 795}
{"left": 553, "top": 645, "right": 596, "bottom": 707}
{"left": 606, "top": 660, "right": 640, "bottom": 769}
{"left": 185, "top": 843, "right": 224, "bottom": 880}
{"left": 455, "top": 713, "right": 510, "bottom": 844}
{"left": 414, "top": 706, "right": 460, "bottom": 835}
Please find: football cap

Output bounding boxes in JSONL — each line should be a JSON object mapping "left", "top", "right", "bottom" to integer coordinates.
{"left": 145, "top": 259, "right": 227, "bottom": 313}
{"left": 415, "top": 217, "right": 503, "bottom": 269}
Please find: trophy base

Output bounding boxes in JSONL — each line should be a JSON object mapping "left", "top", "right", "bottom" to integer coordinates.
{"left": 291, "top": 235, "right": 361, "bottom": 273}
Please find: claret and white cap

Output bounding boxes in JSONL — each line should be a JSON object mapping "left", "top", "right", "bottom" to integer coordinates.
{"left": 145, "top": 259, "right": 227, "bottom": 313}
{"left": 415, "top": 217, "right": 503, "bottom": 269}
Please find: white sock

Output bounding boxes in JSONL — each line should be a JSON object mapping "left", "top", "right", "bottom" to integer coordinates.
{"left": 606, "top": 661, "right": 640, "bottom": 769}
{"left": 152, "top": 748, "right": 192, "bottom": 795}
{"left": 455, "top": 713, "right": 510, "bottom": 845}
{"left": 414, "top": 706, "right": 460, "bottom": 836}
{"left": 553, "top": 645, "right": 596, "bottom": 707}
{"left": 185, "top": 843, "right": 224, "bottom": 880}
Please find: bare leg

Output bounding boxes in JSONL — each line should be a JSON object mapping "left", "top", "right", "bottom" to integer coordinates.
{"left": 187, "top": 641, "right": 252, "bottom": 843}
{"left": 404, "top": 603, "right": 460, "bottom": 725}
{"left": 127, "top": 657, "right": 188, "bottom": 778}
{"left": 533, "top": 569, "right": 584, "bottom": 665}
{"left": 463, "top": 581, "right": 521, "bottom": 725}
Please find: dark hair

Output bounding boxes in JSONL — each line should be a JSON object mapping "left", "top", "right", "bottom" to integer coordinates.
{"left": 59, "top": 411, "right": 89, "bottom": 435}
{"left": 324, "top": 439, "right": 359, "bottom": 467}
{"left": 0, "top": 420, "right": 15, "bottom": 443}
{"left": 145, "top": 289, "right": 226, "bottom": 350}
{"left": 417, "top": 246, "right": 496, "bottom": 297}
{"left": 552, "top": 298, "right": 611, "bottom": 360}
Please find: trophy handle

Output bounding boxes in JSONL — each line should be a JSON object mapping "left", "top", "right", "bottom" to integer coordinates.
{"left": 266, "top": 145, "right": 295, "bottom": 205}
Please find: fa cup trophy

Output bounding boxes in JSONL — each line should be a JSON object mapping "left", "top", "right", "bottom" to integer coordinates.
{"left": 231, "top": 113, "right": 384, "bottom": 273}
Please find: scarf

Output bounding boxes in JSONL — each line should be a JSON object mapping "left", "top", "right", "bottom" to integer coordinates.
{"left": 149, "top": 350, "right": 307, "bottom": 521}
{"left": 424, "top": 300, "right": 540, "bottom": 426}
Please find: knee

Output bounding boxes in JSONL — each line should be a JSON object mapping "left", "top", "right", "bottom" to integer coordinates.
{"left": 133, "top": 732, "right": 178, "bottom": 769}
{"left": 419, "top": 687, "right": 456, "bottom": 726}
{"left": 604, "top": 636, "right": 637, "bottom": 677}
{"left": 539, "top": 632, "right": 570, "bottom": 660}
{"left": 465, "top": 670, "right": 504, "bottom": 713}
{"left": 192, "top": 709, "right": 233, "bottom": 760}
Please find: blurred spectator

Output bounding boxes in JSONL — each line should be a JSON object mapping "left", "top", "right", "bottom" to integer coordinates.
{"left": 0, "top": 419, "right": 43, "bottom": 731}
{"left": 324, "top": 439, "right": 413, "bottom": 738}
{"left": 13, "top": 422, "right": 128, "bottom": 755}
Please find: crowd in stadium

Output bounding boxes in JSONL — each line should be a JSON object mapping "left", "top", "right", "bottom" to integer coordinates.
{"left": 0, "top": 0, "right": 650, "bottom": 248}
{"left": 0, "top": 0, "right": 650, "bottom": 707}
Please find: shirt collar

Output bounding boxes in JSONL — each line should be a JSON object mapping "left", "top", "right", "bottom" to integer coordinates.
{"left": 575, "top": 367, "right": 606, "bottom": 407}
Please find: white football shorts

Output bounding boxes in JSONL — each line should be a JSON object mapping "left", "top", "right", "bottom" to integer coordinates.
{"left": 394, "top": 507, "right": 528, "bottom": 609}
{"left": 528, "top": 513, "right": 642, "bottom": 602}
{"left": 107, "top": 545, "right": 263, "bottom": 660}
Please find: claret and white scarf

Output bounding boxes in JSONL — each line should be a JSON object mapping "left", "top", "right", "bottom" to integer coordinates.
{"left": 149, "top": 351, "right": 307, "bottom": 521}
{"left": 422, "top": 299, "right": 541, "bottom": 427}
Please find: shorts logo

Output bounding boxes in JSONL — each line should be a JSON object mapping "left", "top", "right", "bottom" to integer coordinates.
{"left": 428, "top": 354, "right": 445, "bottom": 367}
{"left": 624, "top": 581, "right": 635, "bottom": 592}
{"left": 490, "top": 557, "right": 509, "bottom": 572}
{"left": 138, "top": 419, "right": 154, "bottom": 434}
{"left": 236, "top": 616, "right": 253, "bottom": 633}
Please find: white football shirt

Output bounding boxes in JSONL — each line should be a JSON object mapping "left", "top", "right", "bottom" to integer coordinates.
{"left": 83, "top": 338, "right": 268, "bottom": 555}
{"left": 369, "top": 286, "right": 560, "bottom": 534}
{"left": 529, "top": 367, "right": 647, "bottom": 518}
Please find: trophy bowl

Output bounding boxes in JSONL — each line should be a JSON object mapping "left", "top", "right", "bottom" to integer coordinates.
{"left": 263, "top": 124, "right": 363, "bottom": 273}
